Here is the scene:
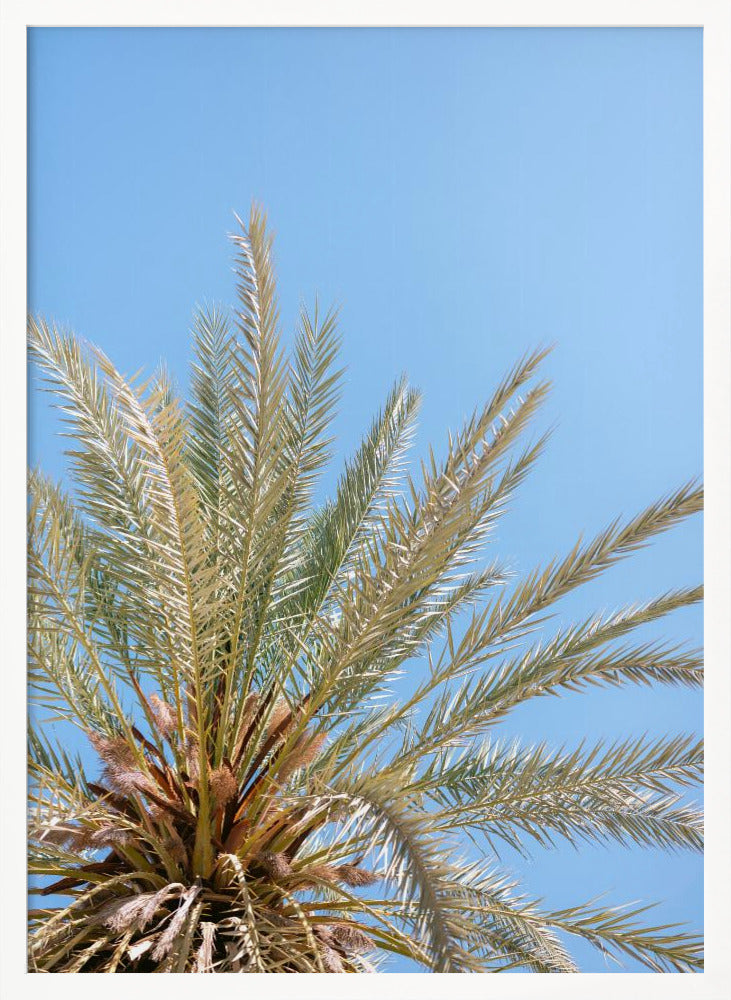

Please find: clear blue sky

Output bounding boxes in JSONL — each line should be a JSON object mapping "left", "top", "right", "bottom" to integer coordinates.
{"left": 28, "top": 27, "right": 703, "bottom": 973}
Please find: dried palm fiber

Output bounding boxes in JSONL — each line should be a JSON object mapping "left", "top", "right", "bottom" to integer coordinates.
{"left": 151, "top": 884, "right": 201, "bottom": 961}
{"left": 320, "top": 944, "right": 344, "bottom": 973}
{"left": 88, "top": 734, "right": 156, "bottom": 797}
{"left": 335, "top": 863, "right": 380, "bottom": 887}
{"left": 255, "top": 851, "right": 292, "bottom": 880}
{"left": 194, "top": 921, "right": 217, "bottom": 972}
{"left": 329, "top": 922, "right": 376, "bottom": 953}
{"left": 184, "top": 734, "right": 200, "bottom": 782}
{"left": 36, "top": 824, "right": 78, "bottom": 847}
{"left": 232, "top": 691, "right": 260, "bottom": 761}
{"left": 210, "top": 765, "right": 237, "bottom": 807}
{"left": 265, "top": 698, "right": 293, "bottom": 740}
{"left": 277, "top": 731, "right": 327, "bottom": 782}
{"left": 158, "top": 817, "right": 187, "bottom": 865}
{"left": 71, "top": 824, "right": 133, "bottom": 850}
{"left": 291, "top": 862, "right": 339, "bottom": 889}
{"left": 97, "top": 883, "right": 186, "bottom": 934}
{"left": 149, "top": 695, "right": 177, "bottom": 740}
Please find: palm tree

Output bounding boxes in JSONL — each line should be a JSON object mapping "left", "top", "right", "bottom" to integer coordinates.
{"left": 27, "top": 205, "right": 703, "bottom": 974}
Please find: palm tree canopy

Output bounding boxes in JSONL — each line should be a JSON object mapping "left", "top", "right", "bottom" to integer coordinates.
{"left": 27, "top": 205, "right": 703, "bottom": 973}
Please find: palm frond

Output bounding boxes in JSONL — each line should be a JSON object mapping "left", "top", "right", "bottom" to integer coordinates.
{"left": 542, "top": 898, "right": 704, "bottom": 972}
{"left": 328, "top": 771, "right": 473, "bottom": 972}
{"left": 414, "top": 583, "right": 702, "bottom": 754}
{"left": 187, "top": 305, "right": 237, "bottom": 531}
{"left": 425, "top": 733, "right": 703, "bottom": 853}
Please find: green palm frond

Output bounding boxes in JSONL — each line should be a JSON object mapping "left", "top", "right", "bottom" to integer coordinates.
{"left": 27, "top": 204, "right": 703, "bottom": 973}
{"left": 287, "top": 374, "right": 422, "bottom": 628}
{"left": 423, "top": 733, "right": 703, "bottom": 853}
{"left": 187, "top": 305, "right": 237, "bottom": 528}
{"left": 537, "top": 898, "right": 704, "bottom": 973}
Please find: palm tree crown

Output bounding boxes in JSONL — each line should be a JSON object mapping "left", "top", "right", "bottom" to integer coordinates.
{"left": 28, "top": 205, "right": 703, "bottom": 973}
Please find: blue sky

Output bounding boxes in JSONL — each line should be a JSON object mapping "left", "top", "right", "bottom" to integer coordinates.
{"left": 28, "top": 27, "right": 703, "bottom": 973}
